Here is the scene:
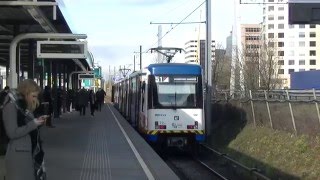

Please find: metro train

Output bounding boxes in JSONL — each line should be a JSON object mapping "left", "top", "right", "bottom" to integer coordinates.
{"left": 112, "top": 63, "right": 205, "bottom": 148}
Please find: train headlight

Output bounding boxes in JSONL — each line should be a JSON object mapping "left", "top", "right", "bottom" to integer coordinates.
{"left": 155, "top": 121, "right": 159, "bottom": 129}
{"left": 194, "top": 121, "right": 198, "bottom": 129}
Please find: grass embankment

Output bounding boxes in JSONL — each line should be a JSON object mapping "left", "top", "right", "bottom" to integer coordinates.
{"left": 223, "top": 125, "right": 320, "bottom": 179}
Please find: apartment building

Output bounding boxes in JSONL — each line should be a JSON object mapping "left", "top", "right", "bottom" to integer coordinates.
{"left": 263, "top": 0, "right": 320, "bottom": 88}
{"left": 240, "top": 24, "right": 262, "bottom": 89}
{"left": 184, "top": 40, "right": 215, "bottom": 70}
{"left": 241, "top": 24, "right": 261, "bottom": 54}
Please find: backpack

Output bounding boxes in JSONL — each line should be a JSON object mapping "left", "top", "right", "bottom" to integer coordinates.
{"left": 0, "top": 91, "right": 9, "bottom": 155}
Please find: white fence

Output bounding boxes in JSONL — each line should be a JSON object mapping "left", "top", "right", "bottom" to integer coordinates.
{"left": 213, "top": 89, "right": 320, "bottom": 136}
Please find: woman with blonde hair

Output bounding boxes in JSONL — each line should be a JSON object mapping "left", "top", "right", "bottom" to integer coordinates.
{"left": 2, "top": 79, "right": 47, "bottom": 180}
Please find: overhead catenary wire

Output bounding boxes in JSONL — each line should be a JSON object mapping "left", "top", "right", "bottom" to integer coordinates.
{"left": 151, "top": 0, "right": 193, "bottom": 23}
{"left": 143, "top": 0, "right": 206, "bottom": 53}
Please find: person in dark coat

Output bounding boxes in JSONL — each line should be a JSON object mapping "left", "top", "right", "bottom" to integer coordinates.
{"left": 2, "top": 79, "right": 47, "bottom": 180}
{"left": 42, "top": 86, "right": 54, "bottom": 127}
{"left": 96, "top": 88, "right": 106, "bottom": 112}
{"left": 78, "top": 88, "right": 89, "bottom": 116}
{"left": 88, "top": 89, "right": 96, "bottom": 116}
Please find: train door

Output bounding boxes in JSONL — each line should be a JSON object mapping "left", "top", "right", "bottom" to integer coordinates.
{"left": 130, "top": 77, "right": 136, "bottom": 126}
{"left": 133, "top": 75, "right": 140, "bottom": 129}
{"left": 139, "top": 77, "right": 147, "bottom": 132}
{"left": 125, "top": 79, "right": 130, "bottom": 120}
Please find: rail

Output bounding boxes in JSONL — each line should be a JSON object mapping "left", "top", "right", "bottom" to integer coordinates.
{"left": 201, "top": 144, "right": 271, "bottom": 180}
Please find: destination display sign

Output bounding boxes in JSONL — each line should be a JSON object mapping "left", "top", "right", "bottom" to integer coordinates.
{"left": 78, "top": 74, "right": 94, "bottom": 79}
{"left": 37, "top": 41, "right": 87, "bottom": 59}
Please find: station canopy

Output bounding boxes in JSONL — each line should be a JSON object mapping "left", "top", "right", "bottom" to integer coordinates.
{"left": 0, "top": 0, "right": 91, "bottom": 71}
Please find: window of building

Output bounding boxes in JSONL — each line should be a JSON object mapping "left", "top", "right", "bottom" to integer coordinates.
{"left": 278, "top": 24, "right": 284, "bottom": 29}
{"left": 310, "top": 59, "right": 316, "bottom": 65}
{"left": 268, "top": 6, "right": 274, "bottom": 11}
{"left": 268, "top": 0, "right": 274, "bottom": 2}
{"left": 268, "top": 33, "right": 274, "bottom": 38}
{"left": 310, "top": 24, "right": 316, "bottom": 28}
{"left": 278, "top": 7, "right": 284, "bottom": 11}
{"left": 278, "top": 51, "right": 284, "bottom": 56}
{"left": 268, "top": 42, "right": 274, "bottom": 47}
{"left": 278, "top": 16, "right": 284, "bottom": 20}
{"left": 310, "top": 32, "right": 316, "bottom": 38}
{"left": 289, "top": 24, "right": 295, "bottom": 29}
{"left": 289, "top": 50, "right": 294, "bottom": 56}
{"left": 268, "top": 24, "right": 274, "bottom": 29}
{"left": 278, "top": 69, "right": 284, "bottom": 74}
{"left": 289, "top": 60, "right": 295, "bottom": 65}
{"left": 299, "top": 52, "right": 305, "bottom": 56}
{"left": 288, "top": 69, "right": 295, "bottom": 74}
{"left": 299, "top": 60, "right": 305, "bottom": 65}
{"left": 278, "top": 33, "right": 284, "bottom": 38}
{"left": 299, "top": 41, "right": 305, "bottom": 47}
{"left": 299, "top": 69, "right": 305, "bottom": 72}
{"left": 289, "top": 41, "right": 294, "bottom": 47}
{"left": 310, "top": 69, "right": 316, "bottom": 71}
{"left": 299, "top": 32, "right": 305, "bottom": 38}
{"left": 278, "top": 42, "right": 284, "bottom": 47}
{"left": 268, "top": 16, "right": 274, "bottom": 20}
{"left": 289, "top": 34, "right": 295, "bottom": 38}
{"left": 299, "top": 24, "right": 305, "bottom": 28}
{"left": 310, "top": 50, "right": 316, "bottom": 56}
{"left": 310, "top": 41, "right": 316, "bottom": 47}
{"left": 278, "top": 60, "right": 284, "bottom": 65}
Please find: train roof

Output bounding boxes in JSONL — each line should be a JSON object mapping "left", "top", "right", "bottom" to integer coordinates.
{"left": 147, "top": 63, "right": 202, "bottom": 75}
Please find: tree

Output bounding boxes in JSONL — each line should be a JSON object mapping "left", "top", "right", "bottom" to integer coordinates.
{"left": 230, "top": 38, "right": 282, "bottom": 92}
{"left": 212, "top": 44, "right": 232, "bottom": 90}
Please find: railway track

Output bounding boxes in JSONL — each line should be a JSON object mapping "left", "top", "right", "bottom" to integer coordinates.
{"left": 161, "top": 144, "right": 271, "bottom": 180}
{"left": 197, "top": 144, "right": 271, "bottom": 180}
{"left": 163, "top": 148, "right": 228, "bottom": 180}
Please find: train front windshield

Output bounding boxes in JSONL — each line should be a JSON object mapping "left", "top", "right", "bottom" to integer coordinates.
{"left": 148, "top": 75, "right": 203, "bottom": 109}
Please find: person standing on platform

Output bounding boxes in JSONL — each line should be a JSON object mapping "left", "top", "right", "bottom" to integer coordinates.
{"left": 96, "top": 88, "right": 106, "bottom": 112}
{"left": 78, "top": 87, "right": 88, "bottom": 116}
{"left": 2, "top": 79, "right": 47, "bottom": 180}
{"left": 42, "top": 86, "right": 54, "bottom": 128}
{"left": 88, "top": 89, "right": 96, "bottom": 116}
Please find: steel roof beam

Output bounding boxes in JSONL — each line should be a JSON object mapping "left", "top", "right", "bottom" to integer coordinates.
{"left": 8, "top": 33, "right": 87, "bottom": 88}
{"left": 0, "top": 1, "right": 57, "bottom": 7}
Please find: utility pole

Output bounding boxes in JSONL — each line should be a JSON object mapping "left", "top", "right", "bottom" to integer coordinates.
{"left": 140, "top": 45, "right": 142, "bottom": 70}
{"left": 158, "top": 25, "right": 163, "bottom": 62}
{"left": 133, "top": 55, "right": 136, "bottom": 72}
{"left": 205, "top": 0, "right": 212, "bottom": 137}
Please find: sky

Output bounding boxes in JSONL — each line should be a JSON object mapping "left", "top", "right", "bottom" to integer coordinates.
{"left": 58, "top": 0, "right": 262, "bottom": 78}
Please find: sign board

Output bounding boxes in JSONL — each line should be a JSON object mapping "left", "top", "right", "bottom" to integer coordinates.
{"left": 83, "top": 79, "right": 92, "bottom": 87}
{"left": 240, "top": 0, "right": 318, "bottom": 3}
{"left": 289, "top": 0, "right": 320, "bottom": 24}
{"left": 239, "top": 0, "right": 286, "bottom": 4}
{"left": 78, "top": 74, "right": 94, "bottom": 79}
{"left": 93, "top": 67, "right": 101, "bottom": 78}
{"left": 37, "top": 41, "right": 87, "bottom": 59}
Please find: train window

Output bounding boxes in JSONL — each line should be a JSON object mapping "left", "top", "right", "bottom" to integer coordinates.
{"left": 149, "top": 75, "right": 202, "bottom": 109}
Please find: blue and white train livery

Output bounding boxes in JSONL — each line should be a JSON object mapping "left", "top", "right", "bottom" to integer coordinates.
{"left": 112, "top": 63, "right": 205, "bottom": 147}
